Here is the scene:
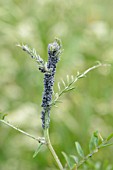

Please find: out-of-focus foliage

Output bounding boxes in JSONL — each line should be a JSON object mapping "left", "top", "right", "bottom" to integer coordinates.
{"left": 0, "top": 0, "right": 113, "bottom": 169}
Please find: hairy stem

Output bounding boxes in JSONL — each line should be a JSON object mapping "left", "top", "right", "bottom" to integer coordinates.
{"left": 44, "top": 128, "right": 64, "bottom": 170}
{"left": 0, "top": 119, "right": 45, "bottom": 143}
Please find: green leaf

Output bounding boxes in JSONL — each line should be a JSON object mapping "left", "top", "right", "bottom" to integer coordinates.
{"left": 70, "top": 155, "right": 79, "bottom": 164}
{"left": 94, "top": 131, "right": 99, "bottom": 146}
{"left": 61, "top": 79, "right": 66, "bottom": 87}
{"left": 75, "top": 142, "right": 84, "bottom": 158}
{"left": 98, "top": 132, "right": 104, "bottom": 143}
{"left": 99, "top": 142, "right": 113, "bottom": 148}
{"left": 33, "top": 143, "right": 43, "bottom": 158}
{"left": 89, "top": 131, "right": 99, "bottom": 152}
{"left": 106, "top": 133, "right": 113, "bottom": 141}
{"left": 2, "top": 114, "right": 8, "bottom": 120}
{"left": 62, "top": 152, "right": 72, "bottom": 169}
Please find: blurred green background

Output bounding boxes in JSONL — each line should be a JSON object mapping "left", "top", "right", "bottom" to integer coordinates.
{"left": 0, "top": 0, "right": 113, "bottom": 169}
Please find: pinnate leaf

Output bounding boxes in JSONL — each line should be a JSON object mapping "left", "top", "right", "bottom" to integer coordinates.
{"left": 75, "top": 142, "right": 84, "bottom": 158}
{"left": 33, "top": 143, "right": 43, "bottom": 158}
{"left": 106, "top": 133, "right": 113, "bottom": 141}
{"left": 99, "top": 142, "right": 113, "bottom": 148}
{"left": 70, "top": 155, "right": 79, "bottom": 164}
{"left": 62, "top": 152, "right": 72, "bottom": 169}
{"left": 89, "top": 131, "right": 99, "bottom": 152}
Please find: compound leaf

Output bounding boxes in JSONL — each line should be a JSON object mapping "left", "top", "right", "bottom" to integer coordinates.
{"left": 75, "top": 142, "right": 84, "bottom": 158}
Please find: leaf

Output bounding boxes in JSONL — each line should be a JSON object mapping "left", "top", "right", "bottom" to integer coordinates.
{"left": 75, "top": 142, "right": 84, "bottom": 158}
{"left": 98, "top": 132, "right": 104, "bottom": 143}
{"left": 93, "top": 131, "right": 99, "bottom": 146}
{"left": 106, "top": 133, "right": 113, "bottom": 141}
{"left": 99, "top": 142, "right": 113, "bottom": 148}
{"left": 2, "top": 114, "right": 8, "bottom": 120}
{"left": 89, "top": 131, "right": 99, "bottom": 152}
{"left": 66, "top": 75, "right": 69, "bottom": 84}
{"left": 77, "top": 71, "right": 80, "bottom": 76}
{"left": 57, "top": 82, "right": 61, "bottom": 91}
{"left": 33, "top": 48, "right": 36, "bottom": 55}
{"left": 33, "top": 143, "right": 43, "bottom": 158}
{"left": 70, "top": 155, "right": 79, "bottom": 164}
{"left": 61, "top": 79, "right": 66, "bottom": 87}
{"left": 71, "top": 75, "right": 74, "bottom": 82}
{"left": 62, "top": 152, "right": 72, "bottom": 169}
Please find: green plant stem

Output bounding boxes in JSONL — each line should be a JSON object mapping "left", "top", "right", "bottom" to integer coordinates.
{"left": 77, "top": 148, "right": 99, "bottom": 168}
{"left": 0, "top": 119, "right": 45, "bottom": 143}
{"left": 44, "top": 128, "right": 64, "bottom": 170}
{"left": 77, "top": 137, "right": 113, "bottom": 168}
